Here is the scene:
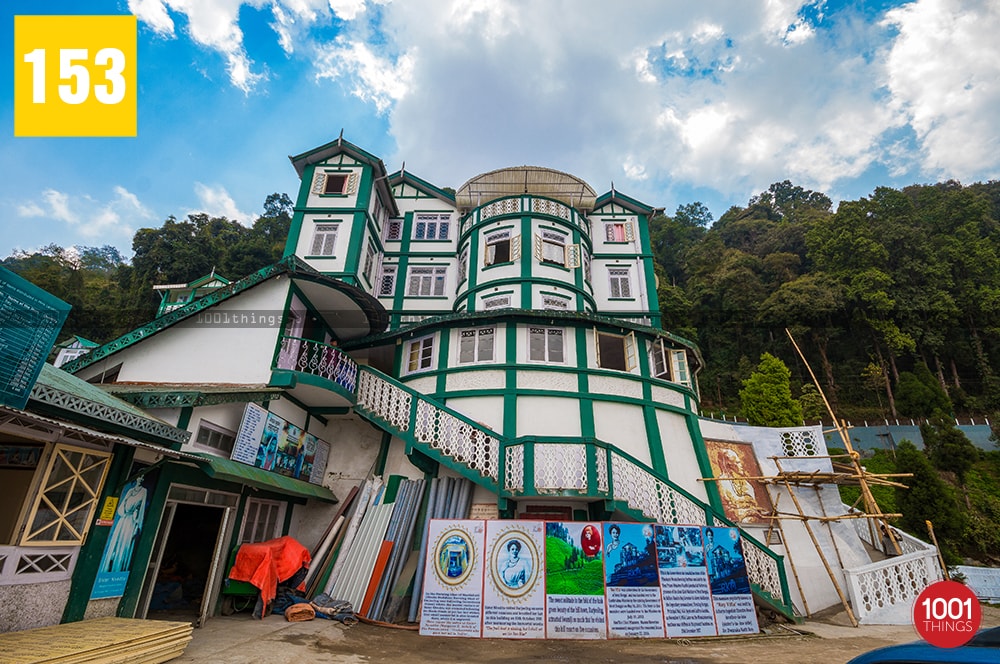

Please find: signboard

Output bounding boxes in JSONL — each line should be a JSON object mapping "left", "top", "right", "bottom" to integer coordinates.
{"left": 483, "top": 520, "right": 546, "bottom": 638}
{"left": 544, "top": 521, "right": 607, "bottom": 639}
{"left": 91, "top": 472, "right": 157, "bottom": 599}
{"left": 603, "top": 522, "right": 665, "bottom": 638}
{"left": 656, "top": 524, "right": 717, "bottom": 637}
{"left": 704, "top": 526, "right": 759, "bottom": 636}
{"left": 0, "top": 266, "right": 70, "bottom": 410}
{"left": 420, "top": 519, "right": 485, "bottom": 637}
{"left": 231, "top": 403, "right": 328, "bottom": 485}
{"left": 418, "top": 520, "right": 761, "bottom": 639}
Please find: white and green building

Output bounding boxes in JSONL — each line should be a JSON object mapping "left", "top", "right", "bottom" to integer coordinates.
{"left": 54, "top": 136, "right": 940, "bottom": 628}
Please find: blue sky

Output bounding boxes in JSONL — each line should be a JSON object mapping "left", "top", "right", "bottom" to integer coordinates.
{"left": 3, "top": 0, "right": 999, "bottom": 260}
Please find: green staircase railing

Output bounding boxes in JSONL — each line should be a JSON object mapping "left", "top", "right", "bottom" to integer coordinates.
{"left": 352, "top": 365, "right": 794, "bottom": 620}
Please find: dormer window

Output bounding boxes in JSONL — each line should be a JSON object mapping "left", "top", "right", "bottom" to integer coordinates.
{"left": 324, "top": 174, "right": 348, "bottom": 194}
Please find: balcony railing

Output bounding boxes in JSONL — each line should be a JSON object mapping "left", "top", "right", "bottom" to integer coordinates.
{"left": 276, "top": 336, "right": 358, "bottom": 393}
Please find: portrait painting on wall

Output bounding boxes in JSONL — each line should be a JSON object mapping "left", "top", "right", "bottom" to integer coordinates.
{"left": 705, "top": 440, "right": 774, "bottom": 525}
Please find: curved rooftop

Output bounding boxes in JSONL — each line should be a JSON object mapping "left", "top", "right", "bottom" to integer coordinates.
{"left": 455, "top": 166, "right": 597, "bottom": 211}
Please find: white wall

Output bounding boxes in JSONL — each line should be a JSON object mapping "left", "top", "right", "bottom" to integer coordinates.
{"left": 657, "top": 410, "right": 709, "bottom": 502}
{"left": 516, "top": 396, "right": 581, "bottom": 437}
{"left": 593, "top": 401, "right": 649, "bottom": 465}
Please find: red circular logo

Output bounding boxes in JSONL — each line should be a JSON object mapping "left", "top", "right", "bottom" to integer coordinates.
{"left": 912, "top": 580, "right": 982, "bottom": 648}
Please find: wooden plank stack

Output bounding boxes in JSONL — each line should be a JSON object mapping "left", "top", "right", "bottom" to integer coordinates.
{"left": 0, "top": 617, "right": 193, "bottom": 664}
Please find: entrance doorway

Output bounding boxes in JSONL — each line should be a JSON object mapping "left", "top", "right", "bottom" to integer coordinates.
{"left": 137, "top": 485, "right": 237, "bottom": 627}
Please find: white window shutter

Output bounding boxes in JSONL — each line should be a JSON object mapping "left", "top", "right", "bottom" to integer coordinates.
{"left": 311, "top": 172, "right": 327, "bottom": 195}
{"left": 625, "top": 221, "right": 635, "bottom": 241}
{"left": 533, "top": 234, "right": 543, "bottom": 261}
{"left": 625, "top": 332, "right": 637, "bottom": 371}
{"left": 565, "top": 243, "right": 581, "bottom": 268}
{"left": 511, "top": 234, "right": 522, "bottom": 260}
{"left": 593, "top": 327, "right": 601, "bottom": 366}
{"left": 310, "top": 231, "right": 324, "bottom": 255}
{"left": 347, "top": 173, "right": 359, "bottom": 194}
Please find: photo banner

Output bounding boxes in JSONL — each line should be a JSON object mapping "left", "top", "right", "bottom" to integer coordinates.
{"left": 655, "top": 524, "right": 717, "bottom": 637}
{"left": 420, "top": 519, "right": 486, "bottom": 637}
{"left": 231, "top": 403, "right": 328, "bottom": 485}
{"left": 483, "top": 520, "right": 546, "bottom": 638}
{"left": 544, "top": 521, "right": 607, "bottom": 639}
{"left": 704, "top": 526, "right": 760, "bottom": 636}
{"left": 91, "top": 472, "right": 157, "bottom": 599}
{"left": 603, "top": 522, "right": 665, "bottom": 638}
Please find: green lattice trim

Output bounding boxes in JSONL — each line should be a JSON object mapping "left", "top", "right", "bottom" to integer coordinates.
{"left": 61, "top": 255, "right": 387, "bottom": 375}
{"left": 108, "top": 388, "right": 284, "bottom": 410}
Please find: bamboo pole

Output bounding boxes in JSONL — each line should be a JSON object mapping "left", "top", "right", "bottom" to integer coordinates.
{"left": 925, "top": 520, "right": 950, "bottom": 580}
{"left": 768, "top": 490, "right": 811, "bottom": 617}
{"left": 776, "top": 458, "right": 858, "bottom": 627}
{"left": 785, "top": 328, "right": 900, "bottom": 553}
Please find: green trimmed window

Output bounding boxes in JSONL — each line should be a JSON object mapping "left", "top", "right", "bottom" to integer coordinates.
{"left": 608, "top": 266, "right": 632, "bottom": 298}
{"left": 596, "top": 329, "right": 637, "bottom": 372}
{"left": 405, "top": 335, "right": 435, "bottom": 373}
{"left": 528, "top": 327, "right": 564, "bottom": 363}
{"left": 414, "top": 213, "right": 450, "bottom": 240}
{"left": 458, "top": 327, "right": 495, "bottom": 364}
{"left": 310, "top": 223, "right": 339, "bottom": 256}
{"left": 407, "top": 266, "right": 447, "bottom": 296}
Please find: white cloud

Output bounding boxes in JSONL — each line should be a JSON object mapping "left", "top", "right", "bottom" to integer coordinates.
{"left": 882, "top": 0, "right": 1000, "bottom": 181}
{"left": 124, "top": 0, "right": 1000, "bottom": 214}
{"left": 16, "top": 187, "right": 153, "bottom": 241}
{"left": 315, "top": 39, "right": 414, "bottom": 113}
{"left": 191, "top": 183, "right": 253, "bottom": 224}
{"left": 129, "top": 0, "right": 265, "bottom": 93}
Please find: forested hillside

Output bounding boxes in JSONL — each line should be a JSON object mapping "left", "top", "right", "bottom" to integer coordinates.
{"left": 5, "top": 180, "right": 1000, "bottom": 419}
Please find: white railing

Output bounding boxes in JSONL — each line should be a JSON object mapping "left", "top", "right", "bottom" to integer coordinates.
{"left": 844, "top": 519, "right": 942, "bottom": 624}
{"left": 276, "top": 336, "right": 358, "bottom": 393}
{"left": 0, "top": 545, "right": 78, "bottom": 585}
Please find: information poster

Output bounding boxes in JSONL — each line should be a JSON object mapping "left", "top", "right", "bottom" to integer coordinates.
{"left": 420, "top": 519, "right": 486, "bottom": 637}
{"left": 0, "top": 266, "right": 70, "bottom": 410}
{"left": 704, "top": 526, "right": 759, "bottom": 636}
{"left": 656, "top": 524, "right": 717, "bottom": 637}
{"left": 231, "top": 403, "right": 329, "bottom": 485}
{"left": 91, "top": 472, "right": 157, "bottom": 599}
{"left": 603, "top": 522, "right": 665, "bottom": 638}
{"left": 483, "top": 520, "right": 546, "bottom": 639}
{"left": 231, "top": 403, "right": 267, "bottom": 465}
{"left": 544, "top": 522, "right": 607, "bottom": 639}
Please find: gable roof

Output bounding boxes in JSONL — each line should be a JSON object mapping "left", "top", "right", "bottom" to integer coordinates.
{"left": 289, "top": 134, "right": 399, "bottom": 217}
{"left": 61, "top": 255, "right": 388, "bottom": 375}
{"left": 388, "top": 169, "right": 456, "bottom": 206}
{"left": 593, "top": 188, "right": 655, "bottom": 215}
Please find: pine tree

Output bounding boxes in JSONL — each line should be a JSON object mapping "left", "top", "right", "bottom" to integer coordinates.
{"left": 739, "top": 353, "right": 803, "bottom": 426}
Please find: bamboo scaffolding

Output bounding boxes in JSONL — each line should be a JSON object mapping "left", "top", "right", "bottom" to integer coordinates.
{"left": 785, "top": 328, "right": 903, "bottom": 556}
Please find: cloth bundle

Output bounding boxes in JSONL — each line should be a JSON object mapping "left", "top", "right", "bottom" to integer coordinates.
{"left": 284, "top": 603, "right": 316, "bottom": 622}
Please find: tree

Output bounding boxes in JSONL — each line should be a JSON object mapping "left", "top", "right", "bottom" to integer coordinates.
{"left": 894, "top": 440, "right": 966, "bottom": 561}
{"left": 895, "top": 363, "right": 952, "bottom": 418}
{"left": 739, "top": 353, "right": 803, "bottom": 426}
{"left": 920, "top": 417, "right": 979, "bottom": 484}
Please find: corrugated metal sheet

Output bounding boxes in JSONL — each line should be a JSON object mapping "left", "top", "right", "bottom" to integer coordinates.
{"left": 328, "top": 502, "right": 394, "bottom": 611}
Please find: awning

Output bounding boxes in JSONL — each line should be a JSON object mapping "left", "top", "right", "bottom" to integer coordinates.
{"left": 191, "top": 453, "right": 338, "bottom": 503}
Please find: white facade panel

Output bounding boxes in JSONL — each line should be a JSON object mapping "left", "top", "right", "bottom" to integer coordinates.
{"left": 443, "top": 396, "right": 504, "bottom": 433}
{"left": 109, "top": 279, "right": 286, "bottom": 385}
{"left": 656, "top": 410, "right": 708, "bottom": 501}
{"left": 588, "top": 374, "right": 642, "bottom": 399}
{"left": 517, "top": 370, "right": 577, "bottom": 392}
{"left": 651, "top": 384, "right": 685, "bottom": 408}
{"left": 446, "top": 370, "right": 506, "bottom": 392}
{"left": 593, "top": 401, "right": 649, "bottom": 465}
{"left": 516, "top": 396, "right": 581, "bottom": 437}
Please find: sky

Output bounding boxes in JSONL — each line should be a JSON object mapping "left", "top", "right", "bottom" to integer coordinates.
{"left": 3, "top": 0, "right": 1000, "bottom": 260}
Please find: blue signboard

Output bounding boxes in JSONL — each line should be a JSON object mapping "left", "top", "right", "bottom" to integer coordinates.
{"left": 0, "top": 266, "right": 70, "bottom": 410}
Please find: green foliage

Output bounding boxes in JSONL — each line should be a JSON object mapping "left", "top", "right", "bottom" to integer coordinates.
{"left": 2, "top": 194, "right": 292, "bottom": 344}
{"left": 894, "top": 440, "right": 966, "bottom": 559}
{"left": 895, "top": 364, "right": 952, "bottom": 418}
{"left": 739, "top": 353, "right": 803, "bottom": 426}
{"left": 544, "top": 536, "right": 605, "bottom": 595}
{"left": 835, "top": 448, "right": 898, "bottom": 515}
{"left": 920, "top": 417, "right": 979, "bottom": 482}
{"left": 798, "top": 383, "right": 826, "bottom": 422}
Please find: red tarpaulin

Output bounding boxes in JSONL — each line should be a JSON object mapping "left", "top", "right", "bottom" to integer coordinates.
{"left": 228, "top": 536, "right": 311, "bottom": 606}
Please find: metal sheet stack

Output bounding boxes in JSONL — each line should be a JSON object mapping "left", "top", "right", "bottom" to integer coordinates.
{"left": 0, "top": 617, "right": 193, "bottom": 664}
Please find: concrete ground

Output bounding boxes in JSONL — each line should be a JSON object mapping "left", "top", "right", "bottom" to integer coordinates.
{"left": 171, "top": 604, "right": 1000, "bottom": 664}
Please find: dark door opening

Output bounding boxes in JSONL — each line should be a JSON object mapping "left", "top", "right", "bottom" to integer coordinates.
{"left": 146, "top": 503, "right": 224, "bottom": 622}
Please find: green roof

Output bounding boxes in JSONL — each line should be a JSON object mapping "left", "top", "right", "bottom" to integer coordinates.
{"left": 192, "top": 453, "right": 337, "bottom": 503}
{"left": 29, "top": 363, "right": 190, "bottom": 446}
